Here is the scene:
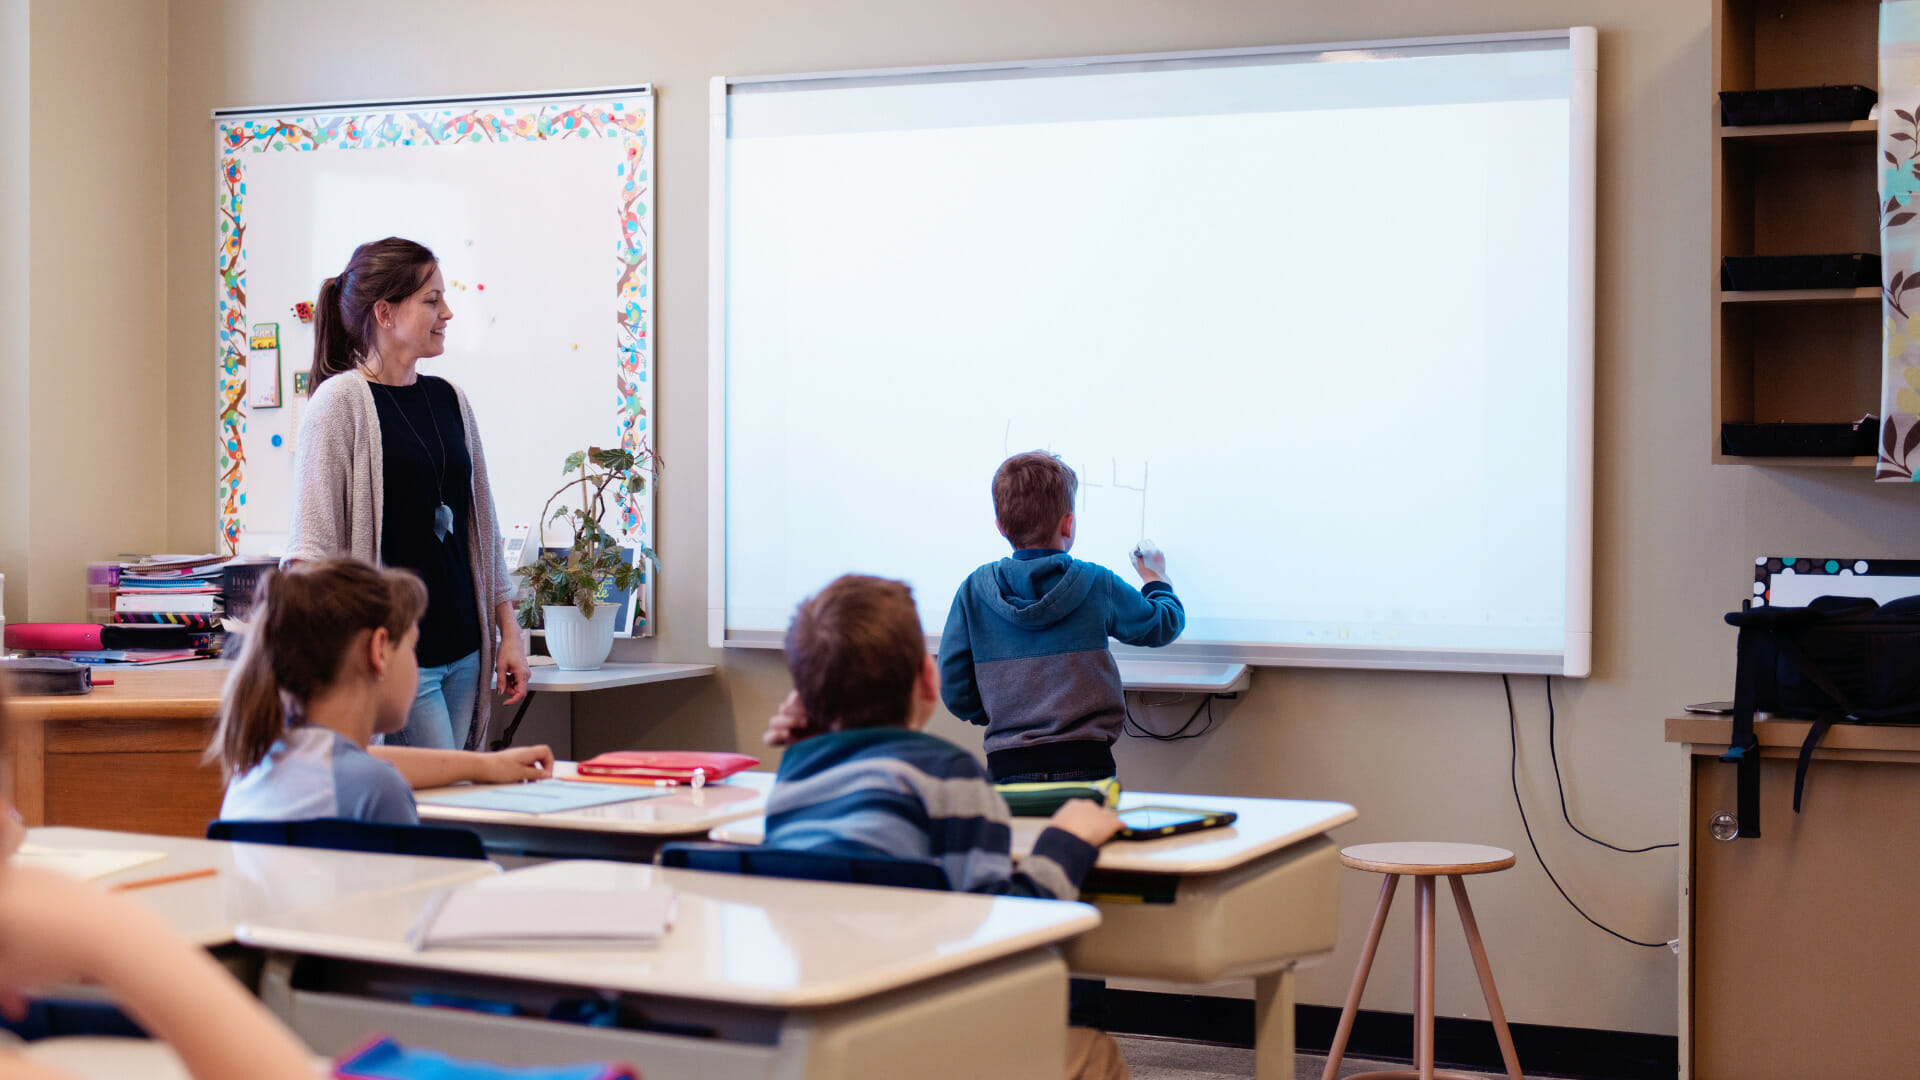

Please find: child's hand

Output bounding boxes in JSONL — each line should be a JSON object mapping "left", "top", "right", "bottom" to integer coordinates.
{"left": 1048, "top": 799, "right": 1123, "bottom": 848}
{"left": 762, "top": 691, "right": 813, "bottom": 747}
{"left": 484, "top": 745, "right": 555, "bottom": 783}
{"left": 1131, "top": 544, "right": 1168, "bottom": 585}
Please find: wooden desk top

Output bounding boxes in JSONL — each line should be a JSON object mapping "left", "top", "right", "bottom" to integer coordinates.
{"left": 713, "top": 790, "right": 1357, "bottom": 875}
{"left": 10, "top": 662, "right": 230, "bottom": 722}
{"left": 236, "top": 858, "right": 1100, "bottom": 1009}
{"left": 1666, "top": 716, "right": 1920, "bottom": 755}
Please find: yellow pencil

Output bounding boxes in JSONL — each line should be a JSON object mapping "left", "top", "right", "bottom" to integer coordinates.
{"left": 109, "top": 867, "right": 217, "bottom": 892}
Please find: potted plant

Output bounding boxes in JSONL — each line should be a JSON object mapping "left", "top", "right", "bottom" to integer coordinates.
{"left": 514, "top": 446, "right": 658, "bottom": 670}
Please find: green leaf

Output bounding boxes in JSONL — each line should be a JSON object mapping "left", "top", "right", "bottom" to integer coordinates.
{"left": 578, "top": 594, "right": 596, "bottom": 619}
{"left": 563, "top": 450, "right": 587, "bottom": 474}
{"left": 590, "top": 447, "right": 633, "bottom": 471}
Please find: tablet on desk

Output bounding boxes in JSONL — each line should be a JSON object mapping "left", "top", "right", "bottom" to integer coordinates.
{"left": 1114, "top": 806, "right": 1237, "bottom": 841}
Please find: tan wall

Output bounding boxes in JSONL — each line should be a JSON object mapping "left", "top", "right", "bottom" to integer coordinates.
{"left": 0, "top": 0, "right": 27, "bottom": 627}
{"left": 14, "top": 0, "right": 168, "bottom": 621}
{"left": 152, "top": 0, "right": 1920, "bottom": 1037}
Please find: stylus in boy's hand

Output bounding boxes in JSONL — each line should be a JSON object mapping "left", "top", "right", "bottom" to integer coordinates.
{"left": 1131, "top": 540, "right": 1168, "bottom": 586}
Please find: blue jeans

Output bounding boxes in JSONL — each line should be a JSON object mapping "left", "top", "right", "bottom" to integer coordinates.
{"left": 390, "top": 649, "right": 480, "bottom": 750}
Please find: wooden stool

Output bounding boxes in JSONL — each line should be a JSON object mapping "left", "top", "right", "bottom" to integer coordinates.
{"left": 1321, "top": 842, "right": 1524, "bottom": 1080}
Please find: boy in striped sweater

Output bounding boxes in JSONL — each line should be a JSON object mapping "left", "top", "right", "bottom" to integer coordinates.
{"left": 763, "top": 573, "right": 1131, "bottom": 1079}
{"left": 763, "top": 573, "right": 1123, "bottom": 900}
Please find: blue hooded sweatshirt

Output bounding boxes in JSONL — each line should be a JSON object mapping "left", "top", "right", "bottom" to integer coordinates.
{"left": 938, "top": 549, "right": 1185, "bottom": 780}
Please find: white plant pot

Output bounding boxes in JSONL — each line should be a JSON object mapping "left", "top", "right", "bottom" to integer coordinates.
{"left": 542, "top": 604, "right": 617, "bottom": 671}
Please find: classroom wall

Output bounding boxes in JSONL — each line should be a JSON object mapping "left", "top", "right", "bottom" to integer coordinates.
{"left": 6, "top": 0, "right": 169, "bottom": 623}
{"left": 150, "top": 0, "right": 1920, "bottom": 1038}
{"left": 0, "top": 0, "right": 27, "bottom": 628}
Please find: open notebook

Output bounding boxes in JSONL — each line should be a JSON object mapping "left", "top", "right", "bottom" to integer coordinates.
{"left": 15, "top": 844, "right": 167, "bottom": 881}
{"left": 410, "top": 886, "right": 677, "bottom": 950}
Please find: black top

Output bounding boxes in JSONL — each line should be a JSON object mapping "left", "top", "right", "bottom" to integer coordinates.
{"left": 371, "top": 376, "right": 482, "bottom": 668}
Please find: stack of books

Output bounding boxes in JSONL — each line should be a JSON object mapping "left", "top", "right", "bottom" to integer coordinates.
{"left": 89, "top": 555, "right": 231, "bottom": 630}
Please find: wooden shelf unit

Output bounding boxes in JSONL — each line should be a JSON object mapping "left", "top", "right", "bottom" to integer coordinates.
{"left": 1711, "top": 0, "right": 1884, "bottom": 467}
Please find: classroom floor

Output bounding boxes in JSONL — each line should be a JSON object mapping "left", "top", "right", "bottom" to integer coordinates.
{"left": 1113, "top": 1035, "right": 1509, "bottom": 1079}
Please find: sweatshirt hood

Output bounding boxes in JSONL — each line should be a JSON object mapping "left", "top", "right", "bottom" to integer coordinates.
{"left": 972, "top": 552, "right": 1098, "bottom": 629}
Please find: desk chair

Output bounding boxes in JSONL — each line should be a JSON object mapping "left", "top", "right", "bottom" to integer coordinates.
{"left": 657, "top": 841, "right": 951, "bottom": 891}
{"left": 206, "top": 818, "right": 488, "bottom": 860}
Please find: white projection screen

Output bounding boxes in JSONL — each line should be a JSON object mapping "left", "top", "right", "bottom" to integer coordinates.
{"left": 710, "top": 30, "right": 1596, "bottom": 676}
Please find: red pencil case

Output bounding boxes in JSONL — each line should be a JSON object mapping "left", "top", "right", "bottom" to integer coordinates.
{"left": 575, "top": 751, "right": 759, "bottom": 784}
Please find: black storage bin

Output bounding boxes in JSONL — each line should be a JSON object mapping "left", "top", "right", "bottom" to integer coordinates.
{"left": 1719, "top": 85, "right": 1877, "bottom": 126}
{"left": 1721, "top": 253, "right": 1880, "bottom": 291}
{"left": 1721, "top": 419, "right": 1880, "bottom": 457}
{"left": 222, "top": 561, "right": 270, "bottom": 621}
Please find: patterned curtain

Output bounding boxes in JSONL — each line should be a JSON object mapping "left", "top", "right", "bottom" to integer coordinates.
{"left": 1880, "top": 2, "right": 1920, "bottom": 478}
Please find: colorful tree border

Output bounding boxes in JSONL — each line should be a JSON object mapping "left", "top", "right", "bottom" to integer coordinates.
{"left": 214, "top": 95, "right": 655, "bottom": 547}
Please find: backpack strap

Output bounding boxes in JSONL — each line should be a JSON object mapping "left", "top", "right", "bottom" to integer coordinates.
{"left": 1720, "top": 623, "right": 1765, "bottom": 838}
{"left": 1767, "top": 631, "right": 1862, "bottom": 815}
{"left": 1793, "top": 714, "right": 1836, "bottom": 813}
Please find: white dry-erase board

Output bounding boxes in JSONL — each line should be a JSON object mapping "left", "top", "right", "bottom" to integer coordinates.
{"left": 711, "top": 31, "right": 1596, "bottom": 675}
{"left": 213, "top": 89, "right": 656, "bottom": 634}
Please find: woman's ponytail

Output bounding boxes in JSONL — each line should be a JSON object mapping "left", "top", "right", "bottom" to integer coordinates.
{"left": 308, "top": 275, "right": 355, "bottom": 393}
{"left": 208, "top": 559, "right": 429, "bottom": 778}
{"left": 307, "top": 239, "right": 438, "bottom": 392}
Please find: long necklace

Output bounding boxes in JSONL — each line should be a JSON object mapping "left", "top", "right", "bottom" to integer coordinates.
{"left": 373, "top": 379, "right": 456, "bottom": 542}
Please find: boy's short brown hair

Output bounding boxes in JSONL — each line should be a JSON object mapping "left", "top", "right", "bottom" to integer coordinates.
{"left": 784, "top": 574, "right": 926, "bottom": 732}
{"left": 993, "top": 451, "right": 1078, "bottom": 550}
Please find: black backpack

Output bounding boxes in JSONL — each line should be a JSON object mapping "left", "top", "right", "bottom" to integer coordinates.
{"left": 1721, "top": 594, "right": 1920, "bottom": 838}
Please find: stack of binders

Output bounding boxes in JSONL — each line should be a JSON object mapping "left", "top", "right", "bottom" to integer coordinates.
{"left": 89, "top": 555, "right": 231, "bottom": 631}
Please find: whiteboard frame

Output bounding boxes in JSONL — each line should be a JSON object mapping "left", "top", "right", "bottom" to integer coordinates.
{"left": 214, "top": 86, "right": 659, "bottom": 634}
{"left": 709, "top": 29, "right": 1597, "bottom": 677}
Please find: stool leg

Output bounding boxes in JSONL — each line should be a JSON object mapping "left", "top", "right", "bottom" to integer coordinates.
{"left": 1449, "top": 875, "right": 1524, "bottom": 1080}
{"left": 1416, "top": 875, "right": 1436, "bottom": 1080}
{"left": 1320, "top": 874, "right": 1400, "bottom": 1080}
{"left": 1410, "top": 877, "right": 1423, "bottom": 1070}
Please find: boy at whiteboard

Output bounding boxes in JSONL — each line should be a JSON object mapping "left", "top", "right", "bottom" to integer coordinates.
{"left": 938, "top": 451, "right": 1185, "bottom": 783}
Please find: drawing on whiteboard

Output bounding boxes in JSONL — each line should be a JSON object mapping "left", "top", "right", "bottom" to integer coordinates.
{"left": 999, "top": 420, "right": 1150, "bottom": 541}
{"left": 1079, "top": 458, "right": 1150, "bottom": 541}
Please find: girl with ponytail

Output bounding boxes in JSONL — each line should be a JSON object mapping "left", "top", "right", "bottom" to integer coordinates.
{"left": 213, "top": 559, "right": 551, "bottom": 825}
{"left": 290, "top": 238, "right": 529, "bottom": 755}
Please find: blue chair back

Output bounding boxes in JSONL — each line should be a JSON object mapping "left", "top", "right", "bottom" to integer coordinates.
{"left": 658, "top": 841, "right": 951, "bottom": 891}
{"left": 207, "top": 818, "right": 488, "bottom": 860}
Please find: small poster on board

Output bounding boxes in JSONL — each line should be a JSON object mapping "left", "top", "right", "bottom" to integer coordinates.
{"left": 247, "top": 323, "right": 282, "bottom": 409}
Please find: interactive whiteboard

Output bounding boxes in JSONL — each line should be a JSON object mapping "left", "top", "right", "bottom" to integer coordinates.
{"left": 711, "top": 32, "right": 1595, "bottom": 675}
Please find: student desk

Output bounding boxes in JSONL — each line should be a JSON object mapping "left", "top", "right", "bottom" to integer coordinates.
{"left": 236, "top": 858, "right": 1100, "bottom": 1080}
{"left": 715, "top": 791, "right": 1357, "bottom": 1080}
{"left": 415, "top": 766, "right": 775, "bottom": 861}
{"left": 22, "top": 826, "right": 499, "bottom": 949}
{"left": 5, "top": 662, "right": 230, "bottom": 836}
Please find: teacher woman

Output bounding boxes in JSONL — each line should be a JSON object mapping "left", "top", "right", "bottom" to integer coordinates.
{"left": 286, "top": 237, "right": 529, "bottom": 750}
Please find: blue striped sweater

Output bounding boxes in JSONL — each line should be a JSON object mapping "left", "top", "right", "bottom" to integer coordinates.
{"left": 765, "top": 727, "right": 1099, "bottom": 900}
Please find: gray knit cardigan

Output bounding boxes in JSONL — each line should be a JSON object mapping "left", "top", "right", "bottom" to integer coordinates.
{"left": 285, "top": 370, "right": 514, "bottom": 751}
